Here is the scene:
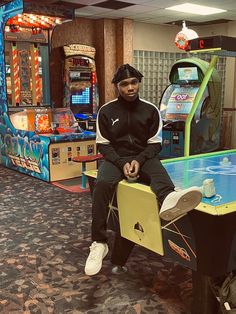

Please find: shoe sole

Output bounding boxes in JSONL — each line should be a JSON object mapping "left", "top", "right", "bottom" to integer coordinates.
{"left": 159, "top": 190, "right": 202, "bottom": 221}
{"left": 85, "top": 245, "right": 109, "bottom": 276}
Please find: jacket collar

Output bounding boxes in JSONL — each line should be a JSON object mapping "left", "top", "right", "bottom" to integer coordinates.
{"left": 118, "top": 95, "right": 140, "bottom": 108}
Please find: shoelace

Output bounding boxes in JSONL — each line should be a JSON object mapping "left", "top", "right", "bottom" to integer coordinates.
{"left": 88, "top": 243, "right": 102, "bottom": 261}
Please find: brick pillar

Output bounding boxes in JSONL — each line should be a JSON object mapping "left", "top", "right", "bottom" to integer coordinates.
{"left": 95, "top": 18, "right": 133, "bottom": 107}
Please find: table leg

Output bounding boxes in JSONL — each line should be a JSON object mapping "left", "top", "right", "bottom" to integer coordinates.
{"left": 81, "top": 162, "right": 87, "bottom": 189}
{"left": 191, "top": 270, "right": 221, "bottom": 314}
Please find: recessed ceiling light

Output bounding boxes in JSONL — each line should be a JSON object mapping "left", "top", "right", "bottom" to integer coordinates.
{"left": 165, "top": 3, "right": 226, "bottom": 16}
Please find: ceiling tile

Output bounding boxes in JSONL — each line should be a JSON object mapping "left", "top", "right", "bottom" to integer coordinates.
{"left": 75, "top": 5, "right": 113, "bottom": 16}
{"left": 120, "top": 4, "right": 158, "bottom": 13}
{"left": 93, "top": 10, "right": 132, "bottom": 19}
{"left": 142, "top": 0, "right": 184, "bottom": 9}
{"left": 92, "top": 1, "right": 135, "bottom": 10}
{"left": 54, "top": 1, "right": 85, "bottom": 8}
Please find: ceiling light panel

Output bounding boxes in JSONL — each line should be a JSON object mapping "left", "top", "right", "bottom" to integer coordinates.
{"left": 165, "top": 3, "right": 227, "bottom": 15}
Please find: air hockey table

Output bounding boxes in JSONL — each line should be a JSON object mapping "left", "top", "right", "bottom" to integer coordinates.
{"left": 85, "top": 149, "right": 236, "bottom": 313}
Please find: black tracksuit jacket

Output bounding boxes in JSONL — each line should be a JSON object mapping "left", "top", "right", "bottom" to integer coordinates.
{"left": 96, "top": 95, "right": 163, "bottom": 170}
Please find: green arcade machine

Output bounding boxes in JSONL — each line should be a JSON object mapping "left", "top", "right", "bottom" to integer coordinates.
{"left": 159, "top": 56, "right": 221, "bottom": 158}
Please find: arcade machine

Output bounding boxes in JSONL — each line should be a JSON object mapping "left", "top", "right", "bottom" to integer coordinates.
{"left": 159, "top": 57, "right": 221, "bottom": 158}
{"left": 0, "top": 0, "right": 97, "bottom": 182}
{"left": 63, "top": 44, "right": 98, "bottom": 132}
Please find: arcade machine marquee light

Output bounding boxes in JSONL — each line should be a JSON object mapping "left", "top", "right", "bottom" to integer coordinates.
{"left": 6, "top": 13, "right": 62, "bottom": 31}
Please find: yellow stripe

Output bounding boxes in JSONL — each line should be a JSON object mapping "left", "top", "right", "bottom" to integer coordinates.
{"left": 190, "top": 47, "right": 222, "bottom": 53}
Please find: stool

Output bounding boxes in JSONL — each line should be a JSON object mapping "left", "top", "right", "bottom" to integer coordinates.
{"left": 72, "top": 154, "right": 103, "bottom": 189}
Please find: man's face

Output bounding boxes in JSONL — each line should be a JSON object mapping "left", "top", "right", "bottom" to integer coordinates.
{"left": 116, "top": 77, "right": 139, "bottom": 102}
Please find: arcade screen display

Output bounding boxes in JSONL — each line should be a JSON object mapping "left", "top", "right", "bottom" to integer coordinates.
{"left": 178, "top": 67, "right": 198, "bottom": 81}
{"left": 71, "top": 87, "right": 90, "bottom": 105}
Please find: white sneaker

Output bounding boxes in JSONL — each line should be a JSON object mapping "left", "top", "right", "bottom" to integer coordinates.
{"left": 84, "top": 241, "right": 109, "bottom": 276}
{"left": 159, "top": 187, "right": 202, "bottom": 221}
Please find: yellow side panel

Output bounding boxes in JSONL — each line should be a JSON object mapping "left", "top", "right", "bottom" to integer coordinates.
{"left": 117, "top": 181, "right": 164, "bottom": 255}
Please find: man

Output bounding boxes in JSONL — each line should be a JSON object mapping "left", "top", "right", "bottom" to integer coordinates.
{"left": 85, "top": 64, "right": 202, "bottom": 276}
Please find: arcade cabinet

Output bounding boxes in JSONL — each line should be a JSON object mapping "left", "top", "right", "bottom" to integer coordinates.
{"left": 63, "top": 44, "right": 98, "bottom": 132}
{"left": 0, "top": 0, "right": 97, "bottom": 182}
{"left": 159, "top": 57, "right": 221, "bottom": 158}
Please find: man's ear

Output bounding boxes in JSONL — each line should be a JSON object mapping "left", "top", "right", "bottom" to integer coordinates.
{"left": 113, "top": 84, "right": 119, "bottom": 96}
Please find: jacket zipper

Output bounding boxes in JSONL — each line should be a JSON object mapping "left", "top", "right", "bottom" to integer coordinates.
{"left": 127, "top": 111, "right": 133, "bottom": 144}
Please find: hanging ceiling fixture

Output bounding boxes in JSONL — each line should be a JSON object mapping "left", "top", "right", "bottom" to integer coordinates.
{"left": 175, "top": 21, "right": 199, "bottom": 50}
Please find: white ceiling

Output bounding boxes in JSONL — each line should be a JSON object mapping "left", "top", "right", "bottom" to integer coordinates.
{"left": 65, "top": 0, "right": 236, "bottom": 26}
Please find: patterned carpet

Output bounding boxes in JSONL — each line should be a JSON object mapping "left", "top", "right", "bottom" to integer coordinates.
{"left": 0, "top": 165, "right": 193, "bottom": 314}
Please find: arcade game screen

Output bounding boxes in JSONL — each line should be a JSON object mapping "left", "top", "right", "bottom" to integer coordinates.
{"left": 71, "top": 88, "right": 90, "bottom": 105}
{"left": 69, "top": 68, "right": 92, "bottom": 107}
{"left": 70, "top": 72, "right": 91, "bottom": 106}
{"left": 178, "top": 67, "right": 199, "bottom": 81}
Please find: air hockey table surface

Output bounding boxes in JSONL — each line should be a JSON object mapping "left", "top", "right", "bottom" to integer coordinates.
{"left": 163, "top": 149, "right": 236, "bottom": 215}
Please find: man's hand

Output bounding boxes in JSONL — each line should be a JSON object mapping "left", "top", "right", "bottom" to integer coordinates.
{"left": 128, "top": 160, "right": 140, "bottom": 178}
{"left": 123, "top": 162, "right": 131, "bottom": 177}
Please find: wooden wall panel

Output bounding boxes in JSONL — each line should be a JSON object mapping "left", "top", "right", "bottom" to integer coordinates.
{"left": 103, "top": 19, "right": 117, "bottom": 103}
{"left": 116, "top": 19, "right": 133, "bottom": 66}
{"left": 50, "top": 17, "right": 133, "bottom": 108}
{"left": 51, "top": 18, "right": 95, "bottom": 49}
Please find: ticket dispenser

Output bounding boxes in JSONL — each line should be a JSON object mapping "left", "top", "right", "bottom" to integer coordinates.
{"left": 159, "top": 57, "right": 221, "bottom": 158}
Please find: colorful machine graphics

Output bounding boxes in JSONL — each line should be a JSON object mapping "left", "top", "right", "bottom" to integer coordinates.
{"left": 159, "top": 57, "right": 221, "bottom": 158}
{"left": 0, "top": 0, "right": 96, "bottom": 182}
{"left": 165, "top": 86, "right": 201, "bottom": 120}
